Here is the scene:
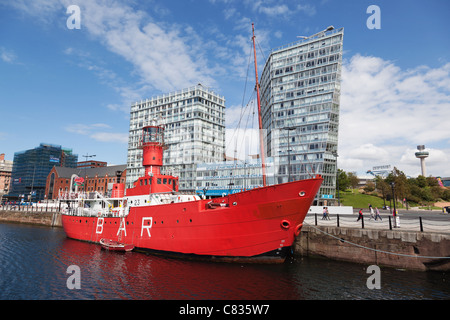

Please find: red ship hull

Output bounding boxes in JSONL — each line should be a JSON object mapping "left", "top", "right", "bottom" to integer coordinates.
{"left": 62, "top": 177, "right": 322, "bottom": 263}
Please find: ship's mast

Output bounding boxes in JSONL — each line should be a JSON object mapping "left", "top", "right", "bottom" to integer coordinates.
{"left": 252, "top": 23, "right": 266, "bottom": 187}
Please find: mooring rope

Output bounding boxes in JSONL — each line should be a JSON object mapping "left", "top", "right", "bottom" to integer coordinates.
{"left": 303, "top": 222, "right": 450, "bottom": 260}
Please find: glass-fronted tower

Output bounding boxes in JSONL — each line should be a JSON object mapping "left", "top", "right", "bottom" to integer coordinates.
{"left": 260, "top": 27, "right": 344, "bottom": 205}
{"left": 127, "top": 84, "right": 226, "bottom": 191}
{"left": 8, "top": 143, "right": 78, "bottom": 202}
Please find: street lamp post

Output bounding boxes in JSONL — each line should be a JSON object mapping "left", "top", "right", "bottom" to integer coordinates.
{"left": 391, "top": 182, "right": 397, "bottom": 215}
{"left": 391, "top": 182, "right": 400, "bottom": 228}
{"left": 332, "top": 151, "right": 340, "bottom": 206}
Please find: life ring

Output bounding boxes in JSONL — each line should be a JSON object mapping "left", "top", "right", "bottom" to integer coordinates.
{"left": 294, "top": 223, "right": 303, "bottom": 236}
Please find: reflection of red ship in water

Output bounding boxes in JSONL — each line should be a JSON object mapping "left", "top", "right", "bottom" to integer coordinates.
{"left": 59, "top": 237, "right": 305, "bottom": 299}
{"left": 60, "top": 24, "right": 322, "bottom": 263}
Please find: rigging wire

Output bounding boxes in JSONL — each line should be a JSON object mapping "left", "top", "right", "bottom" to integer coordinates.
{"left": 256, "top": 38, "right": 266, "bottom": 68}
{"left": 303, "top": 222, "right": 450, "bottom": 260}
{"left": 225, "top": 41, "right": 254, "bottom": 156}
{"left": 226, "top": 38, "right": 259, "bottom": 188}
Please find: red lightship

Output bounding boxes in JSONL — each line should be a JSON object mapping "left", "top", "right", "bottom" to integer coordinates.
{"left": 60, "top": 24, "right": 322, "bottom": 263}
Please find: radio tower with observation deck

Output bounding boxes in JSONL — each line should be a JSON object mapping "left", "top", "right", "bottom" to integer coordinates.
{"left": 415, "top": 145, "right": 429, "bottom": 177}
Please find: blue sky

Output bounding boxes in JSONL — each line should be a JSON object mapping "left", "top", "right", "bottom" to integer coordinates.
{"left": 1, "top": 0, "right": 449, "bottom": 177}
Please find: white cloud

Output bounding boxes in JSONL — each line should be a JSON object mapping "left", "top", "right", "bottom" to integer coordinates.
{"left": 61, "top": 0, "right": 217, "bottom": 94}
{"left": 348, "top": 144, "right": 389, "bottom": 162}
{"left": 223, "top": 8, "right": 236, "bottom": 20}
{"left": 338, "top": 55, "right": 450, "bottom": 177}
{"left": 296, "top": 4, "right": 316, "bottom": 16}
{"left": 0, "top": 47, "right": 18, "bottom": 63}
{"left": 225, "top": 128, "right": 260, "bottom": 160}
{"left": 66, "top": 123, "right": 127, "bottom": 144}
{"left": 66, "top": 123, "right": 110, "bottom": 135}
{"left": 6, "top": 0, "right": 62, "bottom": 24}
{"left": 274, "top": 31, "right": 283, "bottom": 39}
{"left": 65, "top": 124, "right": 94, "bottom": 135}
{"left": 225, "top": 101, "right": 261, "bottom": 160}
{"left": 258, "top": 4, "right": 289, "bottom": 16}
{"left": 90, "top": 132, "right": 128, "bottom": 144}
{"left": 9, "top": 0, "right": 219, "bottom": 100}
{"left": 226, "top": 104, "right": 249, "bottom": 128}
{"left": 242, "top": 0, "right": 316, "bottom": 18}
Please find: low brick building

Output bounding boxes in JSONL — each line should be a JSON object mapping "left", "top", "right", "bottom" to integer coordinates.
{"left": 77, "top": 160, "right": 107, "bottom": 168}
{"left": 0, "top": 154, "right": 13, "bottom": 200}
{"left": 45, "top": 165, "right": 126, "bottom": 200}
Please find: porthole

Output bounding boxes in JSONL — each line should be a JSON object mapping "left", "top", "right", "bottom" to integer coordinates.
{"left": 299, "top": 191, "right": 306, "bottom": 197}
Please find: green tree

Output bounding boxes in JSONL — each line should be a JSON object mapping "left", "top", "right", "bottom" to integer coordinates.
{"left": 375, "top": 175, "right": 390, "bottom": 206}
{"left": 426, "top": 177, "right": 439, "bottom": 187}
{"left": 386, "top": 167, "right": 408, "bottom": 206}
{"left": 358, "top": 167, "right": 450, "bottom": 206}
{"left": 337, "top": 169, "right": 350, "bottom": 191}
{"left": 363, "top": 181, "right": 375, "bottom": 193}
{"left": 430, "top": 186, "right": 443, "bottom": 200}
{"left": 415, "top": 175, "right": 427, "bottom": 188}
{"left": 442, "top": 189, "right": 450, "bottom": 201}
{"left": 348, "top": 172, "right": 359, "bottom": 193}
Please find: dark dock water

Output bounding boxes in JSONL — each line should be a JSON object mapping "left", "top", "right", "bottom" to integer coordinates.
{"left": 0, "top": 223, "right": 448, "bottom": 301}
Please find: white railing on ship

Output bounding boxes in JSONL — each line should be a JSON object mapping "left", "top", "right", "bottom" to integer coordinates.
{"left": 64, "top": 206, "right": 126, "bottom": 218}
{"left": 58, "top": 191, "right": 112, "bottom": 201}
{"left": 59, "top": 191, "right": 88, "bottom": 200}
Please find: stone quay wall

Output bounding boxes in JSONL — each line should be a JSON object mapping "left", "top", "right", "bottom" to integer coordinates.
{"left": 295, "top": 225, "right": 450, "bottom": 271}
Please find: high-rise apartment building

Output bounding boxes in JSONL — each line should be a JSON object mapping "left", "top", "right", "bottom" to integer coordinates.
{"left": 260, "top": 27, "right": 344, "bottom": 204}
{"left": 7, "top": 143, "right": 78, "bottom": 202}
{"left": 127, "top": 84, "right": 226, "bottom": 191}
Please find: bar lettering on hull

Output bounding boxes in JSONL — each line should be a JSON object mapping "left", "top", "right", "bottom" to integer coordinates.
{"left": 141, "top": 217, "right": 153, "bottom": 237}
{"left": 96, "top": 218, "right": 104, "bottom": 234}
{"left": 117, "top": 218, "right": 127, "bottom": 237}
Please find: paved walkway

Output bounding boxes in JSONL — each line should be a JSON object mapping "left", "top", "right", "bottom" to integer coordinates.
{"left": 304, "top": 212, "right": 450, "bottom": 234}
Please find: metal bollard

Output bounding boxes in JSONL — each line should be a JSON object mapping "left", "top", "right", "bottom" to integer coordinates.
{"left": 389, "top": 216, "right": 392, "bottom": 230}
{"left": 419, "top": 216, "right": 423, "bottom": 232}
{"left": 337, "top": 214, "right": 340, "bottom": 227}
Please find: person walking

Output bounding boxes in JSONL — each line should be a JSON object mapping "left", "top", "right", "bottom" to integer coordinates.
{"left": 375, "top": 207, "right": 382, "bottom": 221}
{"left": 325, "top": 207, "right": 330, "bottom": 220}
{"left": 369, "top": 207, "right": 375, "bottom": 220}
{"left": 356, "top": 208, "right": 363, "bottom": 221}
{"left": 322, "top": 207, "right": 327, "bottom": 220}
